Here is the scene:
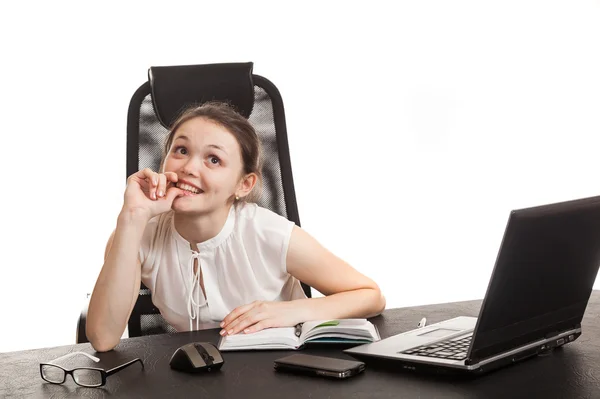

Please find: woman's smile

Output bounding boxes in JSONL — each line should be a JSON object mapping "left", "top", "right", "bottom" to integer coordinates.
{"left": 176, "top": 181, "right": 203, "bottom": 195}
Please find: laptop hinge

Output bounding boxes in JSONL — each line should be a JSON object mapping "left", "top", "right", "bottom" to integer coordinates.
{"left": 464, "top": 357, "right": 478, "bottom": 366}
{"left": 466, "top": 324, "right": 581, "bottom": 367}
{"left": 545, "top": 323, "right": 581, "bottom": 339}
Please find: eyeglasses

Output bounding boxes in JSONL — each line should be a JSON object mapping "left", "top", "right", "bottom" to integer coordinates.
{"left": 40, "top": 351, "right": 144, "bottom": 388}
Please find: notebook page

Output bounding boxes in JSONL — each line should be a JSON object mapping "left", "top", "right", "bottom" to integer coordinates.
{"left": 219, "top": 326, "right": 299, "bottom": 349}
{"left": 300, "top": 319, "right": 376, "bottom": 342}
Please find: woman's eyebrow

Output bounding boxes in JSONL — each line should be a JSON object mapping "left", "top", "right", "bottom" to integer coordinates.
{"left": 207, "top": 144, "right": 228, "bottom": 155}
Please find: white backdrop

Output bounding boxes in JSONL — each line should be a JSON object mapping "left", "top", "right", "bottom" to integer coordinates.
{"left": 1, "top": 1, "right": 599, "bottom": 353}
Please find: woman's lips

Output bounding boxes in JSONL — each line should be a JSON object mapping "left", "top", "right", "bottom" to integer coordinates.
{"left": 176, "top": 181, "right": 203, "bottom": 194}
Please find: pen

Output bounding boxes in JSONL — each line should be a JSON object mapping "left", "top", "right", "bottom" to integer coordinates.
{"left": 417, "top": 317, "right": 427, "bottom": 329}
{"left": 294, "top": 323, "right": 303, "bottom": 337}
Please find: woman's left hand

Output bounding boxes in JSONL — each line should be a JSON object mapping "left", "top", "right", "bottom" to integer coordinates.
{"left": 220, "top": 300, "right": 305, "bottom": 336}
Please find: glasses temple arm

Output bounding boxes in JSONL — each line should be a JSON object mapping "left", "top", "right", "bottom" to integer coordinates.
{"left": 48, "top": 351, "right": 100, "bottom": 365}
{"left": 106, "top": 358, "right": 144, "bottom": 376}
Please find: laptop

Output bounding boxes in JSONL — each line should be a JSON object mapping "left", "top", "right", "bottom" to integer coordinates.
{"left": 345, "top": 195, "right": 600, "bottom": 375}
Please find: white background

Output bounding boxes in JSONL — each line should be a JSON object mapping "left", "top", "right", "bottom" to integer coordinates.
{"left": 1, "top": 1, "right": 599, "bottom": 353}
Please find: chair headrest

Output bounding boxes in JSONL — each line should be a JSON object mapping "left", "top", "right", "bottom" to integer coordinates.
{"left": 148, "top": 62, "right": 255, "bottom": 129}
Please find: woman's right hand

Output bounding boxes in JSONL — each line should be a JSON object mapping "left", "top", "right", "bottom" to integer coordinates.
{"left": 122, "top": 168, "right": 184, "bottom": 220}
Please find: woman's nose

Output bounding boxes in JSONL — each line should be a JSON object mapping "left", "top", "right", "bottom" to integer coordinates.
{"left": 181, "top": 158, "right": 202, "bottom": 176}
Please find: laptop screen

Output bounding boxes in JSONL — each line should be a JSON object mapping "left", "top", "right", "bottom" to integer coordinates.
{"left": 469, "top": 196, "right": 600, "bottom": 361}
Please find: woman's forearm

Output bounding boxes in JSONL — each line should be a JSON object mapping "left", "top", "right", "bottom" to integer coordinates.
{"left": 86, "top": 209, "right": 148, "bottom": 352}
{"left": 296, "top": 288, "right": 386, "bottom": 321}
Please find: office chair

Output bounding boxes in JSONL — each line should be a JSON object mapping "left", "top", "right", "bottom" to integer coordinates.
{"left": 76, "top": 62, "right": 308, "bottom": 343}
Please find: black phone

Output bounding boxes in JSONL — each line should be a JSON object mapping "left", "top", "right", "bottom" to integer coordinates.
{"left": 274, "top": 354, "right": 365, "bottom": 379}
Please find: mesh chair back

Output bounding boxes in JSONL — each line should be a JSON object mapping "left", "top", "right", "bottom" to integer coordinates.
{"left": 125, "top": 62, "right": 309, "bottom": 337}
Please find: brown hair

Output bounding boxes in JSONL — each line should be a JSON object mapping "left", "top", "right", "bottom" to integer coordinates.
{"left": 162, "top": 101, "right": 262, "bottom": 202}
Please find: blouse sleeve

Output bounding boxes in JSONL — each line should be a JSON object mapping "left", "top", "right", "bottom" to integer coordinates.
{"left": 242, "top": 204, "right": 296, "bottom": 274}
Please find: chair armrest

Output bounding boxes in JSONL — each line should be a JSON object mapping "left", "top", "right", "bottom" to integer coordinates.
{"left": 76, "top": 293, "right": 91, "bottom": 344}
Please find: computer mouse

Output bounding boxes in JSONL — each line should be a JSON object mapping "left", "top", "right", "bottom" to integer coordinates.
{"left": 169, "top": 342, "right": 225, "bottom": 373}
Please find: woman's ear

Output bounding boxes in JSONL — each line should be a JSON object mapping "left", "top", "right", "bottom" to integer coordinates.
{"left": 237, "top": 173, "right": 258, "bottom": 199}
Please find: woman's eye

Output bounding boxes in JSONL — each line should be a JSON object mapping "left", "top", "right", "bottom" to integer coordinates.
{"left": 174, "top": 146, "right": 187, "bottom": 155}
{"left": 208, "top": 155, "right": 220, "bottom": 165}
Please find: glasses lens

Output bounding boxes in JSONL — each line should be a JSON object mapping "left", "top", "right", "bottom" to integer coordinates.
{"left": 72, "top": 369, "right": 103, "bottom": 387}
{"left": 41, "top": 365, "right": 65, "bottom": 383}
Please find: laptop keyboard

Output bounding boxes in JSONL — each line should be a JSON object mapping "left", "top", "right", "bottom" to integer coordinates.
{"left": 400, "top": 334, "right": 472, "bottom": 361}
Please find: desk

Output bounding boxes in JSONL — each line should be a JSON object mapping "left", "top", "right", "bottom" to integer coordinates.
{"left": 2, "top": 291, "right": 599, "bottom": 399}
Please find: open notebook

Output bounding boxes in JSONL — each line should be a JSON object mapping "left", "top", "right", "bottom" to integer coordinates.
{"left": 217, "top": 319, "right": 381, "bottom": 351}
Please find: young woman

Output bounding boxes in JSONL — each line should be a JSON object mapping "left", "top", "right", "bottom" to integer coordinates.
{"left": 87, "top": 102, "right": 386, "bottom": 352}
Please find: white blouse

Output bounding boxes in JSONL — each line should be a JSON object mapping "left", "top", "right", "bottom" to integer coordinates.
{"left": 138, "top": 202, "right": 307, "bottom": 331}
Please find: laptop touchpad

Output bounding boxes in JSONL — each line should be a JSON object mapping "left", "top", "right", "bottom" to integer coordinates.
{"left": 417, "top": 328, "right": 461, "bottom": 338}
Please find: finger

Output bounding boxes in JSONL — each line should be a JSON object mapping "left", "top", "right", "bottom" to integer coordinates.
{"left": 128, "top": 168, "right": 155, "bottom": 186}
{"left": 226, "top": 311, "right": 261, "bottom": 336}
{"left": 220, "top": 312, "right": 249, "bottom": 335}
{"left": 138, "top": 178, "right": 150, "bottom": 192}
{"left": 164, "top": 172, "right": 179, "bottom": 193}
{"left": 157, "top": 174, "right": 167, "bottom": 198}
{"left": 136, "top": 169, "right": 159, "bottom": 200}
{"left": 227, "top": 304, "right": 270, "bottom": 335}
{"left": 164, "top": 186, "right": 184, "bottom": 202}
{"left": 221, "top": 302, "right": 257, "bottom": 329}
{"left": 128, "top": 169, "right": 157, "bottom": 199}
{"left": 164, "top": 172, "right": 179, "bottom": 185}
{"left": 136, "top": 168, "right": 158, "bottom": 185}
{"left": 243, "top": 320, "right": 272, "bottom": 335}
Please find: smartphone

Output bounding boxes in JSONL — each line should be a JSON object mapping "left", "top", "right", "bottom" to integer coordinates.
{"left": 274, "top": 354, "right": 365, "bottom": 379}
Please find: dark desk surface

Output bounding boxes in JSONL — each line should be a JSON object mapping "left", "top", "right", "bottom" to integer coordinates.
{"left": 2, "top": 291, "right": 600, "bottom": 399}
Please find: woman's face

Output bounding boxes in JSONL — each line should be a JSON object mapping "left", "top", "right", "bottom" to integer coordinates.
{"left": 163, "top": 117, "right": 244, "bottom": 215}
